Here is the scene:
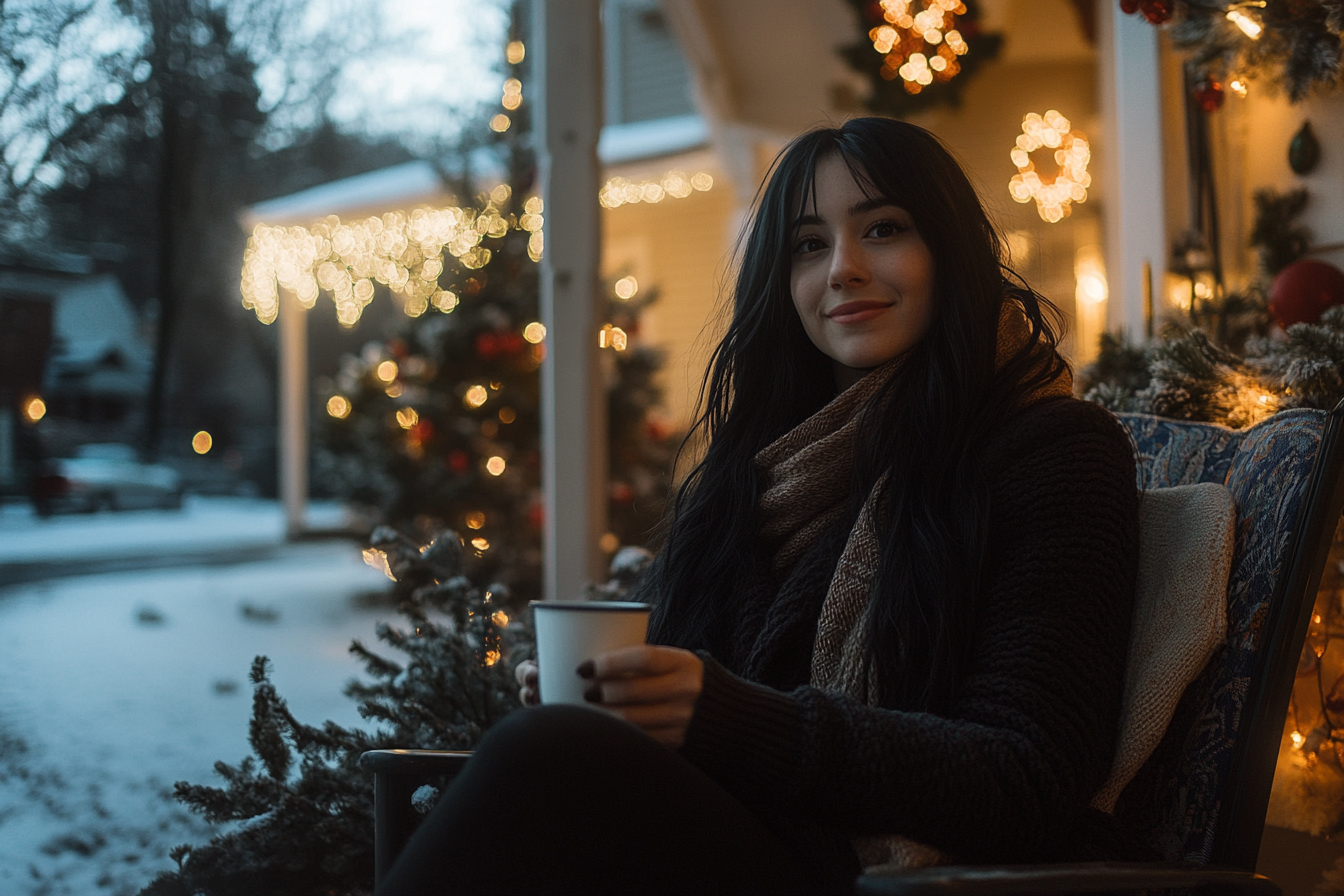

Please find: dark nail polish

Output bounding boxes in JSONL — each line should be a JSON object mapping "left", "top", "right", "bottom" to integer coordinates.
{"left": 583, "top": 684, "right": 602, "bottom": 703}
{"left": 576, "top": 660, "right": 595, "bottom": 679}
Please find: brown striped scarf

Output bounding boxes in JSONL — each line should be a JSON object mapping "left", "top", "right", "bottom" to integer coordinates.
{"left": 753, "top": 301, "right": 1074, "bottom": 703}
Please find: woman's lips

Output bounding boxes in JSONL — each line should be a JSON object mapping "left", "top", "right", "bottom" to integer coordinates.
{"left": 826, "top": 301, "right": 892, "bottom": 324}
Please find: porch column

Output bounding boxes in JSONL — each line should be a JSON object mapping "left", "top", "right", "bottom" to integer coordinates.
{"left": 533, "top": 0, "right": 607, "bottom": 600}
{"left": 278, "top": 288, "right": 307, "bottom": 539}
{"left": 1098, "top": 1, "right": 1167, "bottom": 338}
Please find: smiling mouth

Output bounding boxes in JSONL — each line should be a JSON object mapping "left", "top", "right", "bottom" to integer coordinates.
{"left": 826, "top": 300, "right": 892, "bottom": 324}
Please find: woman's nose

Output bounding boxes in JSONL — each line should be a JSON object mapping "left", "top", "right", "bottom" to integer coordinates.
{"left": 829, "top": 239, "right": 868, "bottom": 289}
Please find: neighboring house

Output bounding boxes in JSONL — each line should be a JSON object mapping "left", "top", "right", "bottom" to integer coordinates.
{"left": 0, "top": 258, "right": 152, "bottom": 489}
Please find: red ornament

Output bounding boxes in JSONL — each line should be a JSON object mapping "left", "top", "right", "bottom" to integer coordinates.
{"left": 448, "top": 450, "right": 469, "bottom": 474}
{"left": 611, "top": 482, "right": 634, "bottom": 504}
{"left": 1270, "top": 260, "right": 1344, "bottom": 327}
{"left": 1193, "top": 80, "right": 1225, "bottom": 112}
{"left": 1119, "top": 0, "right": 1139, "bottom": 13}
{"left": 1138, "top": 0, "right": 1172, "bottom": 23}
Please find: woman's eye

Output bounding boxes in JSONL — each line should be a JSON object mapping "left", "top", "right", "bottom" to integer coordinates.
{"left": 794, "top": 236, "right": 825, "bottom": 254}
{"left": 868, "top": 220, "right": 904, "bottom": 238}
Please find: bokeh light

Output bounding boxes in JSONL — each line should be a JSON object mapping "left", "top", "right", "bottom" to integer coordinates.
{"left": 22, "top": 396, "right": 46, "bottom": 423}
{"left": 485, "top": 456, "right": 506, "bottom": 476}
{"left": 192, "top": 431, "right": 213, "bottom": 454}
{"left": 465, "top": 385, "right": 488, "bottom": 408}
{"left": 614, "top": 276, "right": 638, "bottom": 300}
{"left": 327, "top": 395, "right": 351, "bottom": 419}
{"left": 523, "top": 322, "right": 546, "bottom": 343}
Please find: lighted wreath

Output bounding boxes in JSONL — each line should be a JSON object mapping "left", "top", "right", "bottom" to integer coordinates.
{"left": 840, "top": 0, "right": 1003, "bottom": 116}
{"left": 1007, "top": 110, "right": 1092, "bottom": 224}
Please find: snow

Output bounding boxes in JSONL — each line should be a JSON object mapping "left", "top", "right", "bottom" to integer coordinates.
{"left": 0, "top": 524, "right": 395, "bottom": 896}
{"left": 0, "top": 496, "right": 350, "bottom": 568}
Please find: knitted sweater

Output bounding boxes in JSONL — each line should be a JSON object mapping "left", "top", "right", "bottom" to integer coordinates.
{"left": 650, "top": 398, "right": 1143, "bottom": 885}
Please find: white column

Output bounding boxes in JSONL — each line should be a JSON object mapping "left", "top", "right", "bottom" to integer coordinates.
{"left": 533, "top": 0, "right": 607, "bottom": 600}
{"left": 278, "top": 288, "right": 307, "bottom": 539}
{"left": 1097, "top": 3, "right": 1167, "bottom": 338}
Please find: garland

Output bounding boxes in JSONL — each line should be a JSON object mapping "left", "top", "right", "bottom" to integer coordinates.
{"left": 1121, "top": 0, "right": 1344, "bottom": 102}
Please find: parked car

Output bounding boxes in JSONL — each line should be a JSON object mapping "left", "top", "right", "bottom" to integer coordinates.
{"left": 32, "top": 443, "right": 183, "bottom": 515}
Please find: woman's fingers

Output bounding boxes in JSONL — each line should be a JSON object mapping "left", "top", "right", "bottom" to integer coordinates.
{"left": 586, "top": 671, "right": 698, "bottom": 706}
{"left": 586, "top": 644, "right": 686, "bottom": 679}
{"left": 515, "top": 660, "right": 539, "bottom": 706}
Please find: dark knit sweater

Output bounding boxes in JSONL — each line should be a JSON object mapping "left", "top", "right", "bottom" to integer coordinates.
{"left": 650, "top": 398, "right": 1143, "bottom": 882}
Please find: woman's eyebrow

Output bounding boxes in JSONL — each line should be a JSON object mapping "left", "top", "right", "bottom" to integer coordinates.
{"left": 793, "top": 197, "right": 900, "bottom": 231}
{"left": 848, "top": 196, "right": 898, "bottom": 216}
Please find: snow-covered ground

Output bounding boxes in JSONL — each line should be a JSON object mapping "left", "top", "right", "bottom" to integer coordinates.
{"left": 0, "top": 536, "right": 393, "bottom": 896}
{"left": 0, "top": 496, "right": 351, "bottom": 570}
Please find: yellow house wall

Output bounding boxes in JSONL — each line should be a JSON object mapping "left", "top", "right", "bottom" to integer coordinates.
{"left": 601, "top": 180, "right": 738, "bottom": 430}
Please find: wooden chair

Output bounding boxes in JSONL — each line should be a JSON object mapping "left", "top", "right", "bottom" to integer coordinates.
{"left": 361, "top": 403, "right": 1344, "bottom": 894}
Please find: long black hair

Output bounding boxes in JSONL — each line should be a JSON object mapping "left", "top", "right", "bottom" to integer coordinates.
{"left": 649, "top": 117, "right": 1067, "bottom": 713}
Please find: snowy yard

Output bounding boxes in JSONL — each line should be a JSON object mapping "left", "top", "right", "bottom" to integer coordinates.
{"left": 0, "top": 530, "right": 393, "bottom": 896}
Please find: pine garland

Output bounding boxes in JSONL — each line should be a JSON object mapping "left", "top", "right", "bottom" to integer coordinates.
{"left": 1139, "top": 0, "right": 1344, "bottom": 102}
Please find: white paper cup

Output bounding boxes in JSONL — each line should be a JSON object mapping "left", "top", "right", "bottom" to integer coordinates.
{"left": 531, "top": 600, "right": 651, "bottom": 705}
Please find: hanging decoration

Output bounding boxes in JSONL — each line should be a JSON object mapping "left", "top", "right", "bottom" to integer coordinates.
{"left": 839, "top": 0, "right": 1003, "bottom": 117}
{"left": 1006, "top": 111, "right": 1092, "bottom": 223}
{"left": 1118, "top": 0, "right": 1344, "bottom": 103}
{"left": 1193, "top": 78, "right": 1226, "bottom": 112}
{"left": 1289, "top": 121, "right": 1321, "bottom": 175}
{"left": 1269, "top": 259, "right": 1344, "bottom": 328}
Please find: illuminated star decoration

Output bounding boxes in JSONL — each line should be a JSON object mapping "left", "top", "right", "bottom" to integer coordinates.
{"left": 1007, "top": 110, "right": 1091, "bottom": 223}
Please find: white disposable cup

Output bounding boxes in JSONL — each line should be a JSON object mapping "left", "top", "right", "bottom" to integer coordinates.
{"left": 530, "top": 601, "right": 651, "bottom": 706}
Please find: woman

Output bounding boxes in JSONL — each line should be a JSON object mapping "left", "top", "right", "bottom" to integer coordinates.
{"left": 377, "top": 117, "right": 1141, "bottom": 895}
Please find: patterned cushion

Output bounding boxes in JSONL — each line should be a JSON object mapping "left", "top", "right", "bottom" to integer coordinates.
{"left": 1112, "top": 409, "right": 1327, "bottom": 862}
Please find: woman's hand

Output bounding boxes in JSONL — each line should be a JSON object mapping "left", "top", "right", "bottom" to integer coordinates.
{"left": 578, "top": 645, "right": 704, "bottom": 749}
{"left": 515, "top": 659, "right": 540, "bottom": 706}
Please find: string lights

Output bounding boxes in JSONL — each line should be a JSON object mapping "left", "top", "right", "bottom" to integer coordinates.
{"left": 599, "top": 170, "right": 713, "bottom": 209}
{"left": 1007, "top": 110, "right": 1091, "bottom": 223}
{"left": 240, "top": 195, "right": 543, "bottom": 326}
{"left": 867, "top": 0, "right": 972, "bottom": 95}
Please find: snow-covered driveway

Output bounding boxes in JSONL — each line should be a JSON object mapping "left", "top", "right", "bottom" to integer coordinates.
{"left": 0, "top": 537, "right": 391, "bottom": 896}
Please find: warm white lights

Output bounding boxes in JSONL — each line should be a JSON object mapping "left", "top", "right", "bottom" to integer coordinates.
{"left": 327, "top": 395, "right": 351, "bottom": 419}
{"left": 599, "top": 170, "right": 712, "bottom": 209}
{"left": 599, "top": 324, "right": 628, "bottom": 351}
{"left": 465, "top": 385, "right": 489, "bottom": 408}
{"left": 522, "top": 322, "right": 546, "bottom": 343}
{"left": 1007, "top": 110, "right": 1091, "bottom": 223}
{"left": 869, "top": 0, "right": 971, "bottom": 95}
{"left": 1226, "top": 9, "right": 1263, "bottom": 38}
{"left": 241, "top": 197, "right": 543, "bottom": 325}
{"left": 192, "top": 431, "right": 213, "bottom": 455}
{"left": 485, "top": 456, "right": 506, "bottom": 476}
{"left": 614, "top": 276, "right": 638, "bottom": 300}
{"left": 22, "top": 395, "right": 45, "bottom": 423}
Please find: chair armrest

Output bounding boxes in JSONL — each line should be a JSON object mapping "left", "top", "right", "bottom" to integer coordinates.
{"left": 359, "top": 748, "right": 473, "bottom": 777}
{"left": 855, "top": 861, "right": 1280, "bottom": 895}
{"left": 359, "top": 750, "right": 474, "bottom": 885}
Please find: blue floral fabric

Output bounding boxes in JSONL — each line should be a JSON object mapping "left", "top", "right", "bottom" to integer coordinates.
{"left": 1112, "top": 409, "right": 1327, "bottom": 862}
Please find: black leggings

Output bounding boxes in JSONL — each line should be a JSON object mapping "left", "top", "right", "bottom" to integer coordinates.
{"left": 375, "top": 705, "right": 843, "bottom": 895}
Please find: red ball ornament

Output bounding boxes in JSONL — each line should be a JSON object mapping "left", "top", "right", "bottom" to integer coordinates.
{"left": 1269, "top": 260, "right": 1344, "bottom": 327}
{"left": 1193, "top": 80, "right": 1225, "bottom": 112}
{"left": 1119, "top": 0, "right": 1140, "bottom": 14}
{"left": 1139, "top": 0, "right": 1172, "bottom": 23}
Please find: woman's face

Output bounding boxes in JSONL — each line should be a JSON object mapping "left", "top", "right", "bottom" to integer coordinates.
{"left": 789, "top": 153, "right": 935, "bottom": 389}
